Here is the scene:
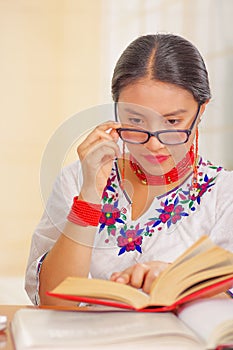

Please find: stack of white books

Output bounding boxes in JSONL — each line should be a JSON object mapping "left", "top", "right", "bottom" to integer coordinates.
{"left": 11, "top": 298, "right": 233, "bottom": 350}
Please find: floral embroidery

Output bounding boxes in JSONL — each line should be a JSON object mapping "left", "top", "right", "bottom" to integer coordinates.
{"left": 98, "top": 159, "right": 223, "bottom": 254}
{"left": 102, "top": 175, "right": 117, "bottom": 201}
{"left": 117, "top": 223, "right": 144, "bottom": 255}
{"left": 146, "top": 196, "right": 189, "bottom": 229}
{"left": 178, "top": 172, "right": 217, "bottom": 210}
{"left": 100, "top": 204, "right": 121, "bottom": 226}
{"left": 158, "top": 197, "right": 188, "bottom": 226}
{"left": 188, "top": 175, "right": 216, "bottom": 205}
{"left": 99, "top": 202, "right": 125, "bottom": 235}
{"left": 98, "top": 172, "right": 126, "bottom": 236}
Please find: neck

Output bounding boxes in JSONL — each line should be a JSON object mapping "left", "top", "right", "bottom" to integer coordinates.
{"left": 129, "top": 146, "right": 195, "bottom": 186}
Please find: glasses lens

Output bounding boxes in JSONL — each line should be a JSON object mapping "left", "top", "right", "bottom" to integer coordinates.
{"left": 119, "top": 130, "right": 148, "bottom": 143}
{"left": 158, "top": 131, "right": 188, "bottom": 145}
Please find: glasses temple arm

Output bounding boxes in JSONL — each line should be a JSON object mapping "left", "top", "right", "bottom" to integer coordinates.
{"left": 188, "top": 104, "right": 201, "bottom": 131}
{"left": 114, "top": 102, "right": 118, "bottom": 122}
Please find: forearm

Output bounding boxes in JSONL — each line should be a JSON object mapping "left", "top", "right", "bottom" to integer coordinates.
{"left": 38, "top": 122, "right": 120, "bottom": 305}
{"left": 39, "top": 222, "right": 96, "bottom": 305}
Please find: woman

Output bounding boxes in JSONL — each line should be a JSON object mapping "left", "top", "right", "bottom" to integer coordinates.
{"left": 25, "top": 34, "right": 233, "bottom": 305}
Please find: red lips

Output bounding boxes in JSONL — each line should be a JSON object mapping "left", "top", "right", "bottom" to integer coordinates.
{"left": 143, "top": 154, "right": 170, "bottom": 164}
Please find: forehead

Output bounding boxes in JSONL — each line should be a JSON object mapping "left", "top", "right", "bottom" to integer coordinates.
{"left": 117, "top": 102, "right": 164, "bottom": 125}
{"left": 118, "top": 79, "right": 196, "bottom": 115}
{"left": 116, "top": 103, "right": 175, "bottom": 129}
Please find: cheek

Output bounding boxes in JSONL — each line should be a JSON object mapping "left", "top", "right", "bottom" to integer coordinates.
{"left": 125, "top": 143, "right": 143, "bottom": 156}
{"left": 168, "top": 135, "right": 195, "bottom": 163}
{"left": 185, "top": 130, "right": 196, "bottom": 153}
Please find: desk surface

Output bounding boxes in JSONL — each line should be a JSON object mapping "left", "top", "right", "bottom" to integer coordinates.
{"left": 0, "top": 305, "right": 25, "bottom": 350}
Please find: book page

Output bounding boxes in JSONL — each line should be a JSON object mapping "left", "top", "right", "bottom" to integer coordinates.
{"left": 177, "top": 298, "right": 233, "bottom": 349}
{"left": 161, "top": 235, "right": 214, "bottom": 271}
{"left": 149, "top": 240, "right": 233, "bottom": 305}
{"left": 50, "top": 276, "right": 150, "bottom": 309}
{"left": 149, "top": 236, "right": 214, "bottom": 303}
{"left": 11, "top": 308, "right": 205, "bottom": 350}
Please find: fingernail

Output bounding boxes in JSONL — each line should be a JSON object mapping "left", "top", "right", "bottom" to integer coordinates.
{"left": 116, "top": 277, "right": 125, "bottom": 283}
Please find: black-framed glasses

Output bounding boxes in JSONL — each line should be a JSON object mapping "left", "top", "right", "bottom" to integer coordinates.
{"left": 115, "top": 103, "right": 201, "bottom": 145}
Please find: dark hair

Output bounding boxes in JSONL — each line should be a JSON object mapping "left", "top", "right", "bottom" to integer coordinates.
{"left": 111, "top": 34, "right": 211, "bottom": 104}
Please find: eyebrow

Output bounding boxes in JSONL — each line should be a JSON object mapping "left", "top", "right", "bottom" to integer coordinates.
{"left": 122, "top": 108, "right": 146, "bottom": 117}
{"left": 162, "top": 109, "right": 188, "bottom": 117}
{"left": 121, "top": 107, "right": 188, "bottom": 118}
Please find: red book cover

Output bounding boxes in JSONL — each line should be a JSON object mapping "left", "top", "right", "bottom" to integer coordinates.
{"left": 47, "top": 276, "right": 233, "bottom": 312}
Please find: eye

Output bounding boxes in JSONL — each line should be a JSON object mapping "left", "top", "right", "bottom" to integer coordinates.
{"left": 164, "top": 118, "right": 181, "bottom": 127}
{"left": 128, "top": 117, "right": 144, "bottom": 125}
{"left": 168, "top": 119, "right": 178, "bottom": 125}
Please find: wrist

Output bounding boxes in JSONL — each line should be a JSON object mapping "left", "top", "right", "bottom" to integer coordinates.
{"left": 79, "top": 184, "right": 103, "bottom": 204}
{"left": 63, "top": 221, "right": 97, "bottom": 245}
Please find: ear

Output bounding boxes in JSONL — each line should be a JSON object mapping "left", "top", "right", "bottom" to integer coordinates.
{"left": 198, "top": 99, "right": 210, "bottom": 123}
{"left": 200, "top": 99, "right": 209, "bottom": 114}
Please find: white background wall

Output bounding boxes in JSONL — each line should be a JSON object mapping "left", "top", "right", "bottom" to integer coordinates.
{"left": 0, "top": 0, "right": 232, "bottom": 304}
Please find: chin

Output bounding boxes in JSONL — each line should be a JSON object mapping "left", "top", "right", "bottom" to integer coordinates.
{"left": 135, "top": 157, "right": 174, "bottom": 175}
{"left": 128, "top": 145, "right": 189, "bottom": 175}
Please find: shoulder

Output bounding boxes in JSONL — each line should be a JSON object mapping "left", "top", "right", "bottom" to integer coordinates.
{"left": 60, "top": 159, "right": 82, "bottom": 178}
{"left": 216, "top": 168, "right": 233, "bottom": 184}
{"left": 215, "top": 169, "right": 233, "bottom": 202}
{"left": 198, "top": 157, "right": 233, "bottom": 182}
{"left": 54, "top": 160, "right": 83, "bottom": 188}
{"left": 45, "top": 160, "right": 83, "bottom": 208}
{"left": 198, "top": 157, "right": 233, "bottom": 201}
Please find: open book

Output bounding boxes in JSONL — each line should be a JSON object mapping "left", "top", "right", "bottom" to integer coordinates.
{"left": 48, "top": 236, "right": 233, "bottom": 311}
{"left": 11, "top": 298, "right": 233, "bottom": 350}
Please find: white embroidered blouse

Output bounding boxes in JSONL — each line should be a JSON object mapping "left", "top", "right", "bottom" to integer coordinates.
{"left": 25, "top": 157, "right": 233, "bottom": 304}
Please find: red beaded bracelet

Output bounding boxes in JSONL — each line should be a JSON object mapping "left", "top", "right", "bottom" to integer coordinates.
{"left": 67, "top": 196, "right": 102, "bottom": 227}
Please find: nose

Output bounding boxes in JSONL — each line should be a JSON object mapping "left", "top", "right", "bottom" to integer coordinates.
{"left": 144, "top": 135, "right": 165, "bottom": 152}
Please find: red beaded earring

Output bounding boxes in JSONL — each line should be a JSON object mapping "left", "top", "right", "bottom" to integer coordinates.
{"left": 121, "top": 141, "right": 126, "bottom": 190}
{"left": 192, "top": 128, "right": 199, "bottom": 188}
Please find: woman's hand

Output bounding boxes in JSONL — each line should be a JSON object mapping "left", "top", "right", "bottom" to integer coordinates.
{"left": 77, "top": 121, "right": 121, "bottom": 203}
{"left": 110, "top": 261, "right": 170, "bottom": 294}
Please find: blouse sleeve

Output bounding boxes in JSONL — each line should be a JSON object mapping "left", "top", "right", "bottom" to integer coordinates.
{"left": 25, "top": 160, "right": 82, "bottom": 304}
{"left": 210, "top": 170, "right": 233, "bottom": 252}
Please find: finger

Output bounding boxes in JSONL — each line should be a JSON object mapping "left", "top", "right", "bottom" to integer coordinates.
{"left": 114, "top": 273, "right": 130, "bottom": 284}
{"left": 79, "top": 139, "right": 121, "bottom": 163}
{"left": 130, "top": 263, "right": 150, "bottom": 289}
{"left": 142, "top": 270, "right": 159, "bottom": 294}
{"left": 110, "top": 269, "right": 131, "bottom": 284}
{"left": 110, "top": 272, "right": 130, "bottom": 284}
{"left": 142, "top": 262, "right": 169, "bottom": 294}
{"left": 78, "top": 128, "right": 120, "bottom": 156}
{"left": 110, "top": 263, "right": 149, "bottom": 287}
{"left": 109, "top": 128, "right": 120, "bottom": 142}
{"left": 78, "top": 130, "right": 114, "bottom": 153}
{"left": 97, "top": 120, "right": 121, "bottom": 130}
{"left": 110, "top": 272, "right": 121, "bottom": 281}
{"left": 82, "top": 122, "right": 121, "bottom": 145}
